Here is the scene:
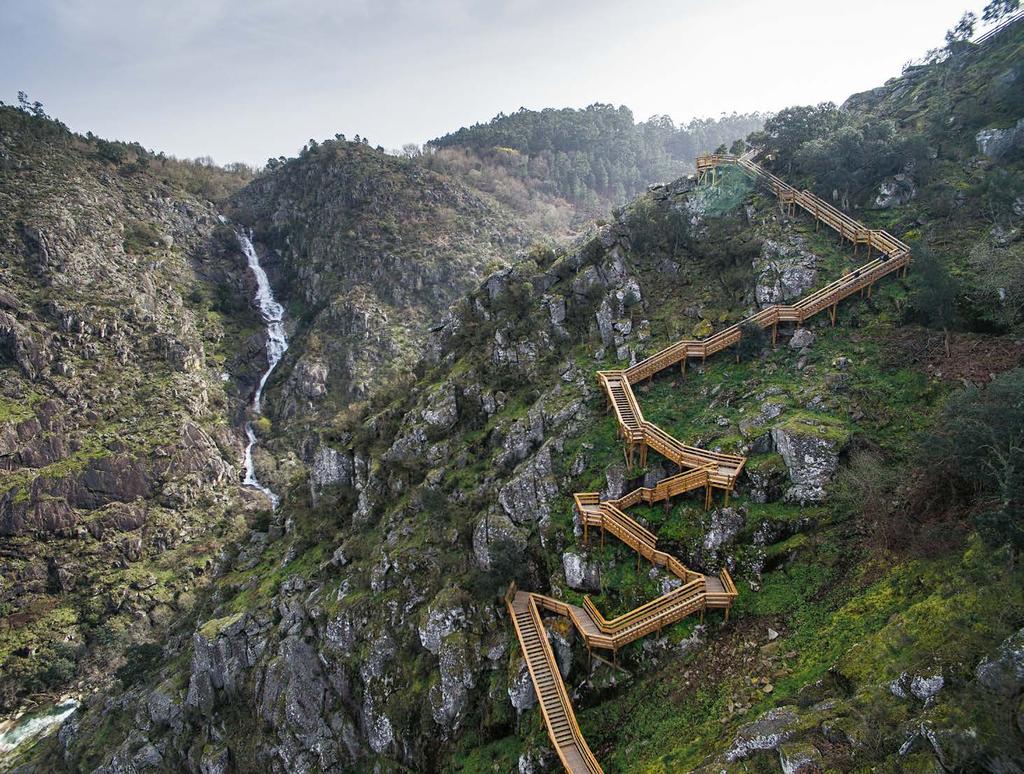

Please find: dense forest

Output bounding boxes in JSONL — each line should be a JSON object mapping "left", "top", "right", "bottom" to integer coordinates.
{"left": 424, "top": 103, "right": 763, "bottom": 212}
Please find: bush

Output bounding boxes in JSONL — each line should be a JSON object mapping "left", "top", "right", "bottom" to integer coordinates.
{"left": 923, "top": 367, "right": 1024, "bottom": 564}
{"left": 906, "top": 245, "right": 959, "bottom": 338}
{"left": 735, "top": 321, "right": 769, "bottom": 361}
{"left": 123, "top": 220, "right": 162, "bottom": 253}
{"left": 115, "top": 642, "right": 164, "bottom": 687}
{"left": 625, "top": 196, "right": 691, "bottom": 257}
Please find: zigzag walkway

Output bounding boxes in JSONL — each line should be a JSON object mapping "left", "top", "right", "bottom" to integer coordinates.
{"left": 506, "top": 150, "right": 910, "bottom": 772}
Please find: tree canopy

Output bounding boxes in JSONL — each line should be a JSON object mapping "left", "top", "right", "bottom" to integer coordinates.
{"left": 426, "top": 104, "right": 763, "bottom": 209}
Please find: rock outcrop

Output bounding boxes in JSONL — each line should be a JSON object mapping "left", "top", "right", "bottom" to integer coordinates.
{"left": 772, "top": 419, "right": 848, "bottom": 504}
{"left": 976, "top": 118, "right": 1024, "bottom": 159}
{"left": 754, "top": 237, "right": 819, "bottom": 307}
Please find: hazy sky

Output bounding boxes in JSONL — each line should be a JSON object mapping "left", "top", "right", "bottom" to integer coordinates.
{"left": 1, "top": 0, "right": 983, "bottom": 165}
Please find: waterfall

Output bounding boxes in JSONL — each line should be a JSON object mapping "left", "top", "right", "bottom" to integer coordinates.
{"left": 236, "top": 229, "right": 287, "bottom": 508}
{"left": 0, "top": 699, "right": 79, "bottom": 758}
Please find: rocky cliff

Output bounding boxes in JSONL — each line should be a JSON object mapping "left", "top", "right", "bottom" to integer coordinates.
{"left": 0, "top": 107, "right": 267, "bottom": 719}
{"left": 228, "top": 140, "right": 531, "bottom": 433}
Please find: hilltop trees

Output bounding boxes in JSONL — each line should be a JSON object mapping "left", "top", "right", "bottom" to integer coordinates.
{"left": 751, "top": 103, "right": 847, "bottom": 173}
{"left": 426, "top": 104, "right": 764, "bottom": 209}
{"left": 983, "top": 0, "right": 1020, "bottom": 22}
{"left": 753, "top": 104, "right": 932, "bottom": 208}
{"left": 796, "top": 121, "right": 931, "bottom": 209}
{"left": 16, "top": 90, "right": 46, "bottom": 118}
{"left": 945, "top": 12, "right": 977, "bottom": 46}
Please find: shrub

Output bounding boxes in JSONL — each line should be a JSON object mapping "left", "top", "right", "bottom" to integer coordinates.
{"left": 906, "top": 245, "right": 959, "bottom": 342}
{"left": 115, "top": 642, "right": 164, "bottom": 687}
{"left": 923, "top": 367, "right": 1024, "bottom": 564}
{"left": 735, "top": 321, "right": 769, "bottom": 361}
{"left": 123, "top": 220, "right": 162, "bottom": 253}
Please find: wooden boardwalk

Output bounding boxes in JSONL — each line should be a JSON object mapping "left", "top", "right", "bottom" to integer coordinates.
{"left": 506, "top": 151, "right": 910, "bottom": 772}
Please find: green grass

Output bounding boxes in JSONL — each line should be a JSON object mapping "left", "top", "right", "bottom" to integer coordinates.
{"left": 774, "top": 410, "right": 850, "bottom": 444}
{"left": 0, "top": 394, "right": 36, "bottom": 424}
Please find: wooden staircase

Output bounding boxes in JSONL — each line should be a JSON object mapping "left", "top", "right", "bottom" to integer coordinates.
{"left": 507, "top": 589, "right": 603, "bottom": 774}
{"left": 506, "top": 151, "right": 911, "bottom": 772}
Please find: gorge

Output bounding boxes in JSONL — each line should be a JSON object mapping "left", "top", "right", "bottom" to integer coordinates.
{"left": 2, "top": 6, "right": 1024, "bottom": 773}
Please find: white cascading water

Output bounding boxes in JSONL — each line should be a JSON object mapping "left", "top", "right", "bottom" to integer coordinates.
{"left": 0, "top": 699, "right": 79, "bottom": 758}
{"left": 236, "top": 230, "right": 287, "bottom": 508}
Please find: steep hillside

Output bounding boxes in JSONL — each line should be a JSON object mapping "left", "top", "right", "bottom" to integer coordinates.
{"left": 9, "top": 15, "right": 1024, "bottom": 774}
{"left": 36, "top": 122, "right": 1023, "bottom": 772}
{"left": 751, "top": 16, "right": 1024, "bottom": 333}
{"left": 23, "top": 164, "right": 785, "bottom": 772}
{"left": 226, "top": 139, "right": 532, "bottom": 498}
{"left": 0, "top": 107, "right": 260, "bottom": 720}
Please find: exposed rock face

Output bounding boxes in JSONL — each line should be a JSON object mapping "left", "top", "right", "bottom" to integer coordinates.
{"left": 976, "top": 118, "right": 1024, "bottom": 159}
{"left": 359, "top": 632, "right": 397, "bottom": 755}
{"left": 548, "top": 629, "right": 573, "bottom": 679}
{"left": 976, "top": 626, "right": 1024, "bottom": 696}
{"left": 788, "top": 328, "right": 816, "bottom": 350}
{"left": 418, "top": 591, "right": 468, "bottom": 655}
{"left": 772, "top": 423, "right": 846, "bottom": 504}
{"left": 280, "top": 356, "right": 329, "bottom": 417}
{"left": 726, "top": 706, "right": 801, "bottom": 761}
{"left": 496, "top": 405, "right": 545, "bottom": 468}
{"left": 0, "top": 106, "right": 252, "bottom": 713}
{"left": 911, "top": 674, "right": 944, "bottom": 704}
{"left": 601, "top": 463, "right": 628, "bottom": 500}
{"left": 778, "top": 741, "right": 822, "bottom": 774}
{"left": 875, "top": 174, "right": 916, "bottom": 208}
{"left": 518, "top": 747, "right": 557, "bottom": 774}
{"left": 890, "top": 671, "right": 944, "bottom": 704}
{"left": 744, "top": 457, "right": 787, "bottom": 504}
{"left": 308, "top": 444, "right": 354, "bottom": 504}
{"left": 186, "top": 613, "right": 269, "bottom": 716}
{"left": 702, "top": 507, "right": 746, "bottom": 562}
{"left": 754, "top": 237, "right": 819, "bottom": 306}
{"left": 430, "top": 631, "right": 480, "bottom": 729}
{"left": 498, "top": 445, "right": 559, "bottom": 526}
{"left": 422, "top": 384, "right": 459, "bottom": 431}
{"left": 508, "top": 659, "right": 538, "bottom": 713}
{"left": 562, "top": 550, "right": 601, "bottom": 592}
{"left": 257, "top": 636, "right": 347, "bottom": 771}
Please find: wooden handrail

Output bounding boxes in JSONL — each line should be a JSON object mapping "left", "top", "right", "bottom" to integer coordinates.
{"left": 973, "top": 9, "right": 1024, "bottom": 45}
{"left": 720, "top": 567, "right": 738, "bottom": 597}
{"left": 526, "top": 596, "right": 604, "bottom": 774}
{"left": 582, "top": 578, "right": 705, "bottom": 636}
{"left": 607, "top": 464, "right": 717, "bottom": 510}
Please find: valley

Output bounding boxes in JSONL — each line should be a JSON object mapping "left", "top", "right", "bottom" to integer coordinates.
{"left": 1, "top": 6, "right": 1023, "bottom": 773}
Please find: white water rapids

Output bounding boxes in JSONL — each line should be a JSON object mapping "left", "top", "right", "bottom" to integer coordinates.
{"left": 236, "top": 230, "right": 287, "bottom": 508}
{"left": 0, "top": 699, "right": 79, "bottom": 760}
